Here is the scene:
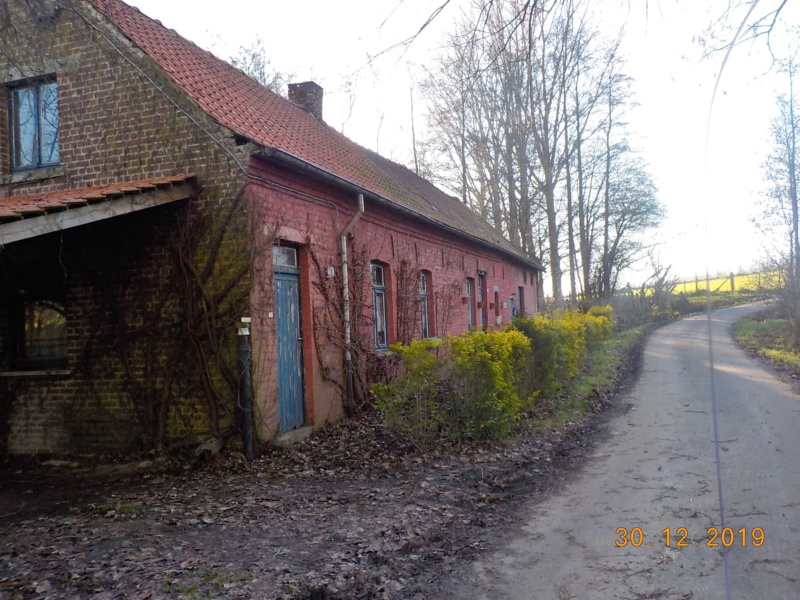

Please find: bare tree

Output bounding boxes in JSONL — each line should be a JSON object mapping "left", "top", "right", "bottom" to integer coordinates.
{"left": 760, "top": 55, "right": 800, "bottom": 344}
{"left": 228, "top": 36, "right": 292, "bottom": 96}
{"left": 706, "top": 0, "right": 792, "bottom": 56}
{"left": 422, "top": 0, "right": 661, "bottom": 304}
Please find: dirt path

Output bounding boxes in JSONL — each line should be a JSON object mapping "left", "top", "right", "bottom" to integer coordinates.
{"left": 450, "top": 304, "right": 800, "bottom": 599}
{"left": 0, "top": 396, "right": 609, "bottom": 599}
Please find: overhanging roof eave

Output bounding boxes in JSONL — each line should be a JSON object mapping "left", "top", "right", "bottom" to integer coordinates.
{"left": 0, "top": 181, "right": 194, "bottom": 246}
{"left": 257, "top": 146, "right": 542, "bottom": 271}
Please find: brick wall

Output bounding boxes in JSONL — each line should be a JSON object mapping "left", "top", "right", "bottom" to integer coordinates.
{"left": 0, "top": 0, "right": 540, "bottom": 453}
{"left": 0, "top": 208, "right": 191, "bottom": 453}
{"left": 247, "top": 157, "right": 539, "bottom": 440}
{"left": 0, "top": 1, "right": 249, "bottom": 454}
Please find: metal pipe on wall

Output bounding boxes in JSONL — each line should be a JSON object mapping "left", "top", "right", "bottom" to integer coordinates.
{"left": 340, "top": 193, "right": 365, "bottom": 407}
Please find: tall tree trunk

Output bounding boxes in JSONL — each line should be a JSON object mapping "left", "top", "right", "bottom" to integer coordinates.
{"left": 789, "top": 61, "right": 800, "bottom": 285}
{"left": 574, "top": 75, "right": 591, "bottom": 300}
{"left": 602, "top": 91, "right": 613, "bottom": 300}
{"left": 563, "top": 69, "right": 577, "bottom": 304}
{"left": 506, "top": 129, "right": 521, "bottom": 247}
{"left": 544, "top": 170, "right": 564, "bottom": 306}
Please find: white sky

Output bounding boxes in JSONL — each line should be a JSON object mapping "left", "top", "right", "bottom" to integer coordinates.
{"left": 125, "top": 0, "right": 800, "bottom": 284}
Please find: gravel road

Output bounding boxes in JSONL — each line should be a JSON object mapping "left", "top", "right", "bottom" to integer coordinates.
{"left": 454, "top": 304, "right": 800, "bottom": 600}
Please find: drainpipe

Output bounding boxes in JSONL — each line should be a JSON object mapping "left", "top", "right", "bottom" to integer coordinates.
{"left": 340, "top": 193, "right": 365, "bottom": 407}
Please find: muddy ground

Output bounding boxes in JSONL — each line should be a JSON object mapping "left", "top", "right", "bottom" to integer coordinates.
{"left": 0, "top": 332, "right": 646, "bottom": 600}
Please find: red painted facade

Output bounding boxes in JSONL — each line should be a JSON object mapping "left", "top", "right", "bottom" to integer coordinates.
{"left": 246, "top": 157, "right": 538, "bottom": 440}
{"left": 0, "top": 0, "right": 540, "bottom": 453}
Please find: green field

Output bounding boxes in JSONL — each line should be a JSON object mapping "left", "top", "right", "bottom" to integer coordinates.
{"left": 673, "top": 271, "right": 780, "bottom": 295}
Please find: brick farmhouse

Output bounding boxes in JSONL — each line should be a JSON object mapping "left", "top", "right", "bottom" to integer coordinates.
{"left": 0, "top": 0, "right": 541, "bottom": 454}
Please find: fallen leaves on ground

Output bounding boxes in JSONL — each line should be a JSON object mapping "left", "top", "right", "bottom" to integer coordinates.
{"left": 0, "top": 414, "right": 600, "bottom": 600}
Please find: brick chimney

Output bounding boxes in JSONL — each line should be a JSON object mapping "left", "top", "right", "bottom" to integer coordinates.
{"left": 288, "top": 81, "right": 323, "bottom": 121}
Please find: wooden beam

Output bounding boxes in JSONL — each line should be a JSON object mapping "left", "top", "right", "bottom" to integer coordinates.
{"left": 0, "top": 184, "right": 192, "bottom": 246}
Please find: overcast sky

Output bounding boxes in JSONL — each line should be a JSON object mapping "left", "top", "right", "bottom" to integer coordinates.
{"left": 126, "top": 0, "right": 800, "bottom": 284}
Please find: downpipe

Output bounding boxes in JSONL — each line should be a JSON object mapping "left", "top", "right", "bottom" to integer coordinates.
{"left": 340, "top": 193, "right": 365, "bottom": 408}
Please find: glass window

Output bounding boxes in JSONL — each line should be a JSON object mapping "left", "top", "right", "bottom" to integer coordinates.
{"left": 371, "top": 263, "right": 385, "bottom": 286}
{"left": 272, "top": 245, "right": 298, "bottom": 268}
{"left": 371, "top": 263, "right": 389, "bottom": 348}
{"left": 477, "top": 272, "right": 487, "bottom": 327}
{"left": 517, "top": 286, "right": 525, "bottom": 317}
{"left": 466, "top": 277, "right": 475, "bottom": 331}
{"left": 10, "top": 80, "right": 59, "bottom": 170}
{"left": 16, "top": 299, "right": 68, "bottom": 368}
{"left": 420, "top": 271, "right": 431, "bottom": 339}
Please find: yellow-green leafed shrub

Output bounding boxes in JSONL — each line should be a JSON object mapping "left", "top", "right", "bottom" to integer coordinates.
{"left": 571, "top": 307, "right": 614, "bottom": 345}
{"left": 509, "top": 312, "right": 586, "bottom": 396}
{"left": 587, "top": 304, "right": 614, "bottom": 320}
{"left": 372, "top": 338, "right": 446, "bottom": 451}
{"left": 447, "top": 329, "right": 533, "bottom": 439}
{"left": 372, "top": 330, "right": 533, "bottom": 448}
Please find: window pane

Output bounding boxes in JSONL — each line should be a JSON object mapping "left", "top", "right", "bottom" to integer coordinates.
{"left": 466, "top": 279, "right": 474, "bottom": 330}
{"left": 371, "top": 264, "right": 384, "bottom": 286}
{"left": 12, "top": 87, "right": 37, "bottom": 169}
{"left": 23, "top": 300, "right": 67, "bottom": 363}
{"left": 374, "top": 290, "right": 387, "bottom": 346}
{"left": 420, "top": 296, "right": 429, "bottom": 338}
{"left": 272, "top": 245, "right": 298, "bottom": 267}
{"left": 39, "top": 82, "right": 59, "bottom": 165}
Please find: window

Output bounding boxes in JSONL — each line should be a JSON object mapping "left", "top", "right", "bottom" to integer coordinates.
{"left": 466, "top": 277, "right": 475, "bottom": 331}
{"left": 9, "top": 79, "right": 59, "bottom": 171}
{"left": 420, "top": 270, "right": 432, "bottom": 339}
{"left": 517, "top": 286, "right": 525, "bottom": 317}
{"left": 272, "top": 245, "right": 298, "bottom": 269}
{"left": 6, "top": 261, "right": 68, "bottom": 371}
{"left": 14, "top": 298, "right": 68, "bottom": 369}
{"left": 371, "top": 262, "right": 389, "bottom": 348}
{"left": 477, "top": 272, "right": 487, "bottom": 327}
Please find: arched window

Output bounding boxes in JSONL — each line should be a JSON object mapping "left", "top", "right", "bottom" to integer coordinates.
{"left": 477, "top": 272, "right": 487, "bottom": 327}
{"left": 420, "top": 270, "right": 432, "bottom": 339}
{"left": 371, "top": 262, "right": 389, "bottom": 349}
{"left": 466, "top": 277, "right": 476, "bottom": 332}
{"left": 15, "top": 299, "right": 67, "bottom": 369}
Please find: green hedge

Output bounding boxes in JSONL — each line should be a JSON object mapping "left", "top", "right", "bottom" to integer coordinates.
{"left": 373, "top": 308, "right": 614, "bottom": 449}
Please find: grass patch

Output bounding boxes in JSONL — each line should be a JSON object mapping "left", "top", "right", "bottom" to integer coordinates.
{"left": 734, "top": 311, "right": 800, "bottom": 373}
{"left": 675, "top": 290, "right": 765, "bottom": 315}
{"left": 160, "top": 572, "right": 251, "bottom": 597}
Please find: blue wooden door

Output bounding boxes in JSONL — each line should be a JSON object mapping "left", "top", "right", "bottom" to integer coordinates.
{"left": 274, "top": 270, "right": 304, "bottom": 432}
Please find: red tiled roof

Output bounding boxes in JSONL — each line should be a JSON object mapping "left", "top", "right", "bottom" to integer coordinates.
{"left": 0, "top": 174, "right": 194, "bottom": 223}
{"left": 87, "top": 0, "right": 539, "bottom": 268}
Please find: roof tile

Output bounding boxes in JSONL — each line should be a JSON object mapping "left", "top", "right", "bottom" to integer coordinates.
{"left": 87, "top": 0, "right": 538, "bottom": 268}
{"left": 0, "top": 174, "right": 195, "bottom": 223}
